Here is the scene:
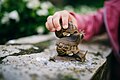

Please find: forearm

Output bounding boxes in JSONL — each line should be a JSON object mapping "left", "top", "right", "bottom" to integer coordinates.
{"left": 70, "top": 9, "right": 104, "bottom": 40}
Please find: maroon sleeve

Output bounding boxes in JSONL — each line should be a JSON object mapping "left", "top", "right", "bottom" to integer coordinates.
{"left": 70, "top": 9, "right": 104, "bottom": 40}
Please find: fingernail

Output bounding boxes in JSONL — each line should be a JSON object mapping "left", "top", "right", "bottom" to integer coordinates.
{"left": 63, "top": 25, "right": 68, "bottom": 29}
{"left": 56, "top": 27, "right": 61, "bottom": 31}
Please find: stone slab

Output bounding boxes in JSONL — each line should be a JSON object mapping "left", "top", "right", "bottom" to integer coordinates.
{"left": 0, "top": 42, "right": 111, "bottom": 80}
{"left": 6, "top": 33, "right": 55, "bottom": 44}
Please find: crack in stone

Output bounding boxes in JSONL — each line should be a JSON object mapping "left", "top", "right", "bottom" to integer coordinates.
{"left": 0, "top": 40, "right": 51, "bottom": 63}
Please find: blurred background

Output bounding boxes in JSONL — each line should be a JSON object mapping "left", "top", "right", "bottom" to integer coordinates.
{"left": 0, "top": 0, "right": 104, "bottom": 44}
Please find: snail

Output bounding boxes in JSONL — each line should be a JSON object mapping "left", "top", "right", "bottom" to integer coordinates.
{"left": 55, "top": 21, "right": 87, "bottom": 62}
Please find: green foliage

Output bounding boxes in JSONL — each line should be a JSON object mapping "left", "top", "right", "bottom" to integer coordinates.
{"left": 0, "top": 0, "right": 55, "bottom": 44}
{"left": 0, "top": 0, "right": 104, "bottom": 44}
{"left": 64, "top": 0, "right": 104, "bottom": 8}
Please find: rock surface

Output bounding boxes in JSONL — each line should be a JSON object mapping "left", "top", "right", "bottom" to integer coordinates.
{"left": 0, "top": 34, "right": 111, "bottom": 80}
{"left": 7, "top": 33, "right": 55, "bottom": 44}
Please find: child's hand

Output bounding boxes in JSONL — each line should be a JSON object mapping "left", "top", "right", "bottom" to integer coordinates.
{"left": 45, "top": 10, "right": 77, "bottom": 32}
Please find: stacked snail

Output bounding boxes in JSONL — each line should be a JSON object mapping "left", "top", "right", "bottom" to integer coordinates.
{"left": 55, "top": 21, "right": 87, "bottom": 62}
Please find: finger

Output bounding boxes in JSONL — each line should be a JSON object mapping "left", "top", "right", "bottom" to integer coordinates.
{"left": 61, "top": 11, "right": 69, "bottom": 29}
{"left": 46, "top": 16, "right": 55, "bottom": 32}
{"left": 69, "top": 14, "right": 78, "bottom": 27}
{"left": 52, "top": 12, "right": 61, "bottom": 31}
{"left": 46, "top": 22, "right": 55, "bottom": 32}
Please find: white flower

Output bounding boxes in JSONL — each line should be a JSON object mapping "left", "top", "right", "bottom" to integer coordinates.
{"left": 26, "top": 0, "right": 40, "bottom": 9}
{"left": 1, "top": 12, "right": 9, "bottom": 24}
{"left": 41, "top": 1, "right": 53, "bottom": 9}
{"left": 36, "top": 9, "right": 48, "bottom": 16}
{"left": 9, "top": 10, "right": 20, "bottom": 22}
{"left": 37, "top": 26, "right": 44, "bottom": 34}
{"left": 1, "top": 10, "right": 20, "bottom": 24}
{"left": 0, "top": 0, "right": 5, "bottom": 3}
{"left": 64, "top": 5, "right": 74, "bottom": 12}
